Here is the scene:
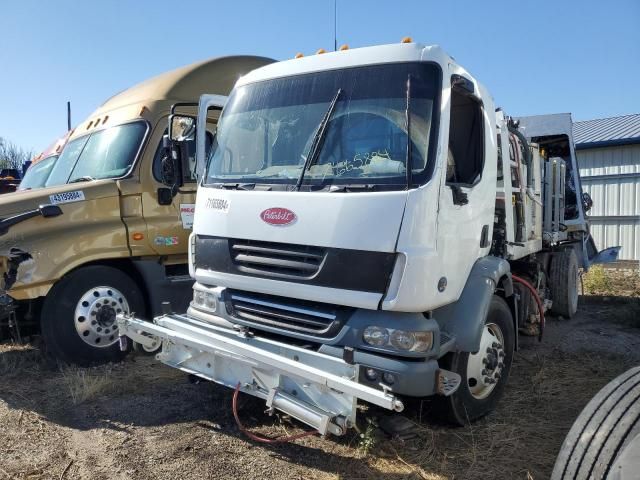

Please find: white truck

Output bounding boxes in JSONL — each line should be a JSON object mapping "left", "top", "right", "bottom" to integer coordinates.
{"left": 118, "top": 41, "right": 617, "bottom": 434}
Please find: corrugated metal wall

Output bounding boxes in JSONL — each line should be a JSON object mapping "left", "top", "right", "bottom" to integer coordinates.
{"left": 578, "top": 144, "right": 640, "bottom": 260}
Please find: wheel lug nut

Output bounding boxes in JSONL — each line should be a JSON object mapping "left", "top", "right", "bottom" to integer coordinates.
{"left": 484, "top": 376, "right": 491, "bottom": 384}
{"left": 498, "top": 351, "right": 505, "bottom": 357}
{"left": 482, "top": 369, "right": 488, "bottom": 375}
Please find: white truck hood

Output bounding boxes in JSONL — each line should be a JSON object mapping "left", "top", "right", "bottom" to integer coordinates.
{"left": 192, "top": 187, "right": 408, "bottom": 253}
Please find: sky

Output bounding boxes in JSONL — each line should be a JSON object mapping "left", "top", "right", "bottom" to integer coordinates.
{"left": 1, "top": 0, "right": 639, "bottom": 153}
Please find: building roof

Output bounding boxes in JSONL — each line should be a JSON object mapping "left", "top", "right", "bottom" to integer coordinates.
{"left": 573, "top": 113, "right": 640, "bottom": 150}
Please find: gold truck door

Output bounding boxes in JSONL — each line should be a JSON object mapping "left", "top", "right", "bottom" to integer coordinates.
{"left": 140, "top": 123, "right": 201, "bottom": 257}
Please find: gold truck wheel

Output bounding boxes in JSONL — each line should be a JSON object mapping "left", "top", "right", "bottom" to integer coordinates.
{"left": 40, "top": 265, "right": 145, "bottom": 366}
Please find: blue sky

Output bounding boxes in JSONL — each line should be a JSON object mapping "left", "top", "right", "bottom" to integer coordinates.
{"left": 1, "top": 0, "right": 638, "bottom": 153}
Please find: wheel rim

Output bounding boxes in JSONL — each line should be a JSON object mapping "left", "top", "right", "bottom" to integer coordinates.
{"left": 74, "top": 286, "right": 130, "bottom": 348}
{"left": 466, "top": 322, "right": 506, "bottom": 400}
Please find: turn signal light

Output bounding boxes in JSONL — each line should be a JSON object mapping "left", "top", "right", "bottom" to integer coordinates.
{"left": 132, "top": 232, "right": 144, "bottom": 241}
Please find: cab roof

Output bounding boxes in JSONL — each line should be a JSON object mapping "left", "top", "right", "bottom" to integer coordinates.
{"left": 94, "top": 55, "right": 275, "bottom": 114}
{"left": 238, "top": 43, "right": 451, "bottom": 87}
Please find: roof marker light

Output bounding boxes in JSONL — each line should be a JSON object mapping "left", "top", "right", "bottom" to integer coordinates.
{"left": 339, "top": 44, "right": 349, "bottom": 51}
{"left": 295, "top": 53, "right": 304, "bottom": 58}
{"left": 401, "top": 36, "right": 413, "bottom": 43}
{"left": 316, "top": 48, "right": 327, "bottom": 54}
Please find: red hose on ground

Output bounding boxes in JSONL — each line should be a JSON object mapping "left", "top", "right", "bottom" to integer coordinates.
{"left": 232, "top": 383, "right": 318, "bottom": 444}
{"left": 511, "top": 274, "right": 545, "bottom": 341}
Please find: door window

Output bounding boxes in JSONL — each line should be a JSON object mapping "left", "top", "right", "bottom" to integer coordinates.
{"left": 446, "top": 84, "right": 484, "bottom": 186}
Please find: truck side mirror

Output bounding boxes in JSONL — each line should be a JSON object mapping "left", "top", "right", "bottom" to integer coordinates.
{"left": 169, "top": 115, "right": 196, "bottom": 142}
{"left": 160, "top": 135, "right": 178, "bottom": 187}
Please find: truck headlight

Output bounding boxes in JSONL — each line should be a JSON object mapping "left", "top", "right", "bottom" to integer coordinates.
{"left": 362, "top": 327, "right": 433, "bottom": 353}
{"left": 192, "top": 289, "right": 217, "bottom": 313}
{"left": 362, "top": 326, "right": 389, "bottom": 346}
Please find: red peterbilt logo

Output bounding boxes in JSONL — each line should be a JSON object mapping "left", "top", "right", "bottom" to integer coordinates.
{"left": 260, "top": 207, "right": 297, "bottom": 226}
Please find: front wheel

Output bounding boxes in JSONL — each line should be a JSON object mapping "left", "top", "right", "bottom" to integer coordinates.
{"left": 41, "top": 265, "right": 145, "bottom": 365}
{"left": 436, "top": 295, "right": 515, "bottom": 425}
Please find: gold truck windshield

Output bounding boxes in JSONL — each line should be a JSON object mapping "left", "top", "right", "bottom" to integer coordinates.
{"left": 205, "top": 62, "right": 440, "bottom": 190}
{"left": 44, "top": 121, "right": 147, "bottom": 187}
{"left": 18, "top": 155, "right": 58, "bottom": 190}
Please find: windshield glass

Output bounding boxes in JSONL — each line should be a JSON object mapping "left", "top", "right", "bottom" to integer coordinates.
{"left": 45, "top": 122, "right": 147, "bottom": 187}
{"left": 18, "top": 155, "right": 58, "bottom": 190}
{"left": 205, "top": 63, "right": 440, "bottom": 189}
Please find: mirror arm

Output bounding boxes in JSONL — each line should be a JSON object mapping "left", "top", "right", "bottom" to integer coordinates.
{"left": 450, "top": 184, "right": 469, "bottom": 206}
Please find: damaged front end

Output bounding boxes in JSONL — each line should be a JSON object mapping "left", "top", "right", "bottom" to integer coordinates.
{"left": 118, "top": 312, "right": 405, "bottom": 436}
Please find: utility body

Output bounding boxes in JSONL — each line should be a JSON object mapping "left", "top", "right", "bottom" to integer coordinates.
{"left": 119, "top": 42, "right": 617, "bottom": 434}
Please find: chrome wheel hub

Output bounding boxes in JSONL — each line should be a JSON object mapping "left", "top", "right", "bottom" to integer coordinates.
{"left": 466, "top": 322, "right": 505, "bottom": 400}
{"left": 74, "top": 286, "right": 130, "bottom": 348}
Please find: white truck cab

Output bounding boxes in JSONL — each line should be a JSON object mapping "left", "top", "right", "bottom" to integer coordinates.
{"left": 119, "top": 41, "right": 614, "bottom": 435}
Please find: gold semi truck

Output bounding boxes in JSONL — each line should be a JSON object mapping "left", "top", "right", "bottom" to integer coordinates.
{"left": 0, "top": 55, "right": 273, "bottom": 364}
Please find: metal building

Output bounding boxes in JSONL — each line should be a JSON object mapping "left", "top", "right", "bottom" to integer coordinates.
{"left": 574, "top": 114, "right": 640, "bottom": 261}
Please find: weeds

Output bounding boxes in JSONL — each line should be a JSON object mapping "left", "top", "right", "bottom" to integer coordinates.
{"left": 358, "top": 418, "right": 378, "bottom": 455}
{"left": 60, "top": 366, "right": 115, "bottom": 405}
{"left": 0, "top": 344, "right": 41, "bottom": 378}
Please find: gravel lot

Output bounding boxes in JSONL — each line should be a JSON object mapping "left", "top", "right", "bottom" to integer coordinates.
{"left": 1, "top": 296, "right": 639, "bottom": 480}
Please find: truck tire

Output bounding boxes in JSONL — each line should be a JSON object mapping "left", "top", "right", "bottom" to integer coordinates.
{"left": 41, "top": 265, "right": 145, "bottom": 366}
{"left": 436, "top": 295, "right": 515, "bottom": 425}
{"left": 549, "top": 248, "right": 579, "bottom": 318}
{"left": 551, "top": 366, "right": 640, "bottom": 480}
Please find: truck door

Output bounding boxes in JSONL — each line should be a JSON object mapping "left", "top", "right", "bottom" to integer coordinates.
{"left": 437, "top": 78, "right": 497, "bottom": 300}
{"left": 140, "top": 119, "right": 203, "bottom": 259}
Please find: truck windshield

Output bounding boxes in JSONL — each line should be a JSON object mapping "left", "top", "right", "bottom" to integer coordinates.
{"left": 205, "top": 62, "right": 440, "bottom": 190}
{"left": 45, "top": 121, "right": 147, "bottom": 187}
{"left": 18, "top": 155, "right": 58, "bottom": 190}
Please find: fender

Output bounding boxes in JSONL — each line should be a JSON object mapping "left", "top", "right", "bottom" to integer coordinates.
{"left": 433, "top": 256, "right": 512, "bottom": 353}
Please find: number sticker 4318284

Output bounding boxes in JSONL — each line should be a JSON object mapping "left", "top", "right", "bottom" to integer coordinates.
{"left": 49, "top": 190, "right": 85, "bottom": 205}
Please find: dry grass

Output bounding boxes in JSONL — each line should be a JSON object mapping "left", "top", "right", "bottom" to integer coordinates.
{"left": 60, "top": 365, "right": 118, "bottom": 405}
{"left": 360, "top": 347, "right": 634, "bottom": 479}
{"left": 582, "top": 265, "right": 640, "bottom": 297}
{"left": 0, "top": 343, "right": 42, "bottom": 378}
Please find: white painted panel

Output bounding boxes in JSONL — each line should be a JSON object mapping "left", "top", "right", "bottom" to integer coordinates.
{"left": 577, "top": 144, "right": 640, "bottom": 177}
{"left": 590, "top": 219, "right": 640, "bottom": 260}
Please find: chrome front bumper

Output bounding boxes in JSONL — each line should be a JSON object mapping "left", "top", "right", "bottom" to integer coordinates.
{"left": 117, "top": 312, "right": 404, "bottom": 436}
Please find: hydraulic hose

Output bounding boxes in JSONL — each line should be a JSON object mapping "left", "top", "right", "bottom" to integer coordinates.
{"left": 508, "top": 126, "right": 533, "bottom": 190}
{"left": 232, "top": 383, "right": 318, "bottom": 444}
{"left": 511, "top": 274, "right": 545, "bottom": 341}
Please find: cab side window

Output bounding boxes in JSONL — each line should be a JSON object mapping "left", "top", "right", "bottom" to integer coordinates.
{"left": 446, "top": 84, "right": 484, "bottom": 185}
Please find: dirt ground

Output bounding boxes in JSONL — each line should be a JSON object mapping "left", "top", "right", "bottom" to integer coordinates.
{"left": 1, "top": 296, "right": 639, "bottom": 480}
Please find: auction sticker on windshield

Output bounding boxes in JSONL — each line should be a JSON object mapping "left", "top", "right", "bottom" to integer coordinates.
{"left": 49, "top": 190, "right": 85, "bottom": 205}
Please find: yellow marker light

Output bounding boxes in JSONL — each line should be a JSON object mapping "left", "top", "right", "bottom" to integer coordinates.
{"left": 401, "top": 36, "right": 413, "bottom": 43}
{"left": 139, "top": 106, "right": 149, "bottom": 116}
{"left": 339, "top": 44, "right": 349, "bottom": 51}
{"left": 316, "top": 48, "right": 327, "bottom": 54}
{"left": 132, "top": 232, "right": 144, "bottom": 241}
{"left": 294, "top": 52, "right": 304, "bottom": 58}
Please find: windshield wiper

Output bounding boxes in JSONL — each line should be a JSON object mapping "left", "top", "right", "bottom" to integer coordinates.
{"left": 405, "top": 74, "right": 412, "bottom": 190}
{"left": 295, "top": 88, "right": 342, "bottom": 191}
{"left": 68, "top": 175, "right": 95, "bottom": 184}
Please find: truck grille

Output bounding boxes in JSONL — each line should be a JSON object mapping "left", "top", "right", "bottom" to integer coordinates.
{"left": 225, "top": 290, "right": 347, "bottom": 337}
{"left": 230, "top": 239, "right": 326, "bottom": 279}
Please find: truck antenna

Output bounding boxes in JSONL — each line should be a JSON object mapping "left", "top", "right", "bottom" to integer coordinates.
{"left": 67, "top": 101, "right": 72, "bottom": 131}
{"left": 333, "top": 0, "right": 337, "bottom": 51}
